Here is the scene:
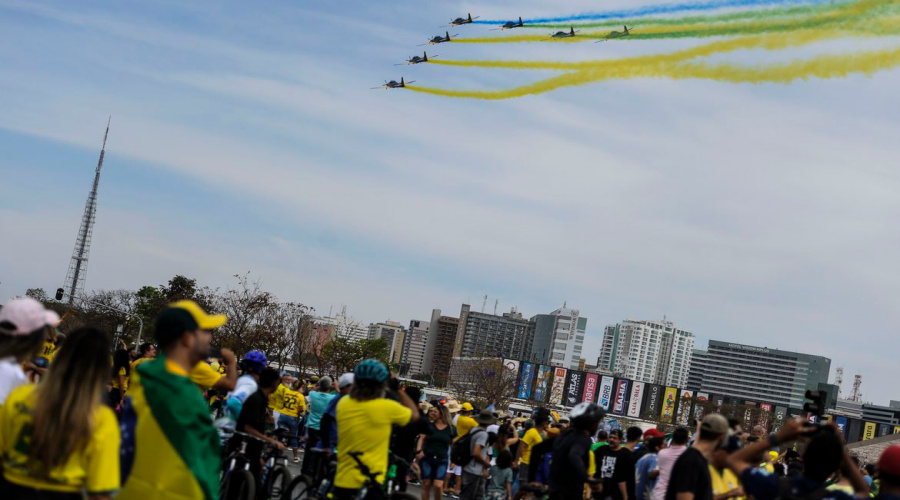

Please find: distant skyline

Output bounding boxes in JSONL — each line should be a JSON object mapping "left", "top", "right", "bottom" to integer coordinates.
{"left": 1, "top": 0, "right": 897, "bottom": 405}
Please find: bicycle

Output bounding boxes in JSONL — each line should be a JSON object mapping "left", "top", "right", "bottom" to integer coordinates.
{"left": 347, "top": 451, "right": 418, "bottom": 500}
{"left": 281, "top": 447, "right": 335, "bottom": 500}
{"left": 262, "top": 430, "right": 295, "bottom": 500}
{"left": 220, "top": 430, "right": 260, "bottom": 500}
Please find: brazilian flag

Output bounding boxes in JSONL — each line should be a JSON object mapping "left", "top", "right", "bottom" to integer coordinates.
{"left": 119, "top": 356, "right": 220, "bottom": 500}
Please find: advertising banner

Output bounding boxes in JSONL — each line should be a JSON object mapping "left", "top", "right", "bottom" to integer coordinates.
{"left": 612, "top": 379, "right": 629, "bottom": 415}
{"left": 758, "top": 403, "right": 773, "bottom": 432}
{"left": 599, "top": 376, "right": 615, "bottom": 410}
{"left": 661, "top": 387, "right": 678, "bottom": 423}
{"left": 863, "top": 422, "right": 877, "bottom": 441}
{"left": 581, "top": 373, "right": 598, "bottom": 404}
{"left": 502, "top": 358, "right": 520, "bottom": 375}
{"left": 835, "top": 416, "right": 848, "bottom": 437}
{"left": 694, "top": 392, "right": 709, "bottom": 420}
{"left": 533, "top": 365, "right": 553, "bottom": 403}
{"left": 563, "top": 370, "right": 585, "bottom": 407}
{"left": 774, "top": 406, "right": 788, "bottom": 431}
{"left": 627, "top": 382, "right": 645, "bottom": 418}
{"left": 847, "top": 419, "right": 863, "bottom": 443}
{"left": 549, "top": 367, "right": 568, "bottom": 406}
{"left": 642, "top": 384, "right": 662, "bottom": 419}
{"left": 517, "top": 362, "right": 535, "bottom": 399}
{"left": 676, "top": 390, "right": 693, "bottom": 425}
{"left": 879, "top": 424, "right": 891, "bottom": 437}
{"left": 894, "top": 426, "right": 900, "bottom": 434}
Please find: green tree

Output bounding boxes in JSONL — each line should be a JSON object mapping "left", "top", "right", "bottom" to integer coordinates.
{"left": 25, "top": 288, "right": 49, "bottom": 303}
{"left": 318, "top": 337, "right": 389, "bottom": 379}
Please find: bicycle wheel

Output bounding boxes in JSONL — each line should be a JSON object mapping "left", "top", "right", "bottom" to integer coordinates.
{"left": 222, "top": 469, "right": 256, "bottom": 500}
{"left": 281, "top": 474, "right": 314, "bottom": 500}
{"left": 266, "top": 465, "right": 292, "bottom": 499}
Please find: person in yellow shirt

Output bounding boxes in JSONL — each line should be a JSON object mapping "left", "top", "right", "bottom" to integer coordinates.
{"left": 188, "top": 348, "right": 237, "bottom": 392}
{"left": 516, "top": 410, "right": 550, "bottom": 484}
{"left": 0, "top": 326, "right": 120, "bottom": 499}
{"left": 118, "top": 300, "right": 226, "bottom": 500}
{"left": 710, "top": 437, "right": 745, "bottom": 500}
{"left": 269, "top": 372, "right": 294, "bottom": 420}
{"left": 277, "top": 378, "right": 305, "bottom": 463}
{"left": 333, "top": 359, "right": 419, "bottom": 499}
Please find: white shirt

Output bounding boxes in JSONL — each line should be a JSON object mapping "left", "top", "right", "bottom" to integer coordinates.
{"left": 654, "top": 445, "right": 688, "bottom": 500}
{"left": 228, "top": 374, "right": 258, "bottom": 404}
{"left": 0, "top": 357, "right": 28, "bottom": 405}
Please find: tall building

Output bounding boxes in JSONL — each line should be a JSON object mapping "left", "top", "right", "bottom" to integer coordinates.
{"left": 367, "top": 321, "right": 406, "bottom": 364}
{"left": 400, "top": 319, "right": 430, "bottom": 376}
{"left": 596, "top": 319, "right": 695, "bottom": 387}
{"left": 685, "top": 348, "right": 709, "bottom": 391}
{"left": 454, "top": 304, "right": 534, "bottom": 361}
{"left": 422, "top": 309, "right": 459, "bottom": 384}
{"left": 688, "top": 340, "right": 832, "bottom": 408}
{"left": 531, "top": 306, "right": 587, "bottom": 369}
{"left": 315, "top": 314, "right": 367, "bottom": 342}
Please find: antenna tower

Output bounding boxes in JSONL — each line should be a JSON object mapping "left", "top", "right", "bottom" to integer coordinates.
{"left": 63, "top": 118, "right": 110, "bottom": 304}
{"left": 849, "top": 374, "right": 863, "bottom": 402}
{"left": 482, "top": 294, "right": 488, "bottom": 313}
{"left": 834, "top": 367, "right": 844, "bottom": 398}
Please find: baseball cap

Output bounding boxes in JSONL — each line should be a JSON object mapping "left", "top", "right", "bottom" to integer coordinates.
{"left": 461, "top": 402, "right": 474, "bottom": 411}
{"left": 155, "top": 300, "right": 226, "bottom": 347}
{"left": 338, "top": 372, "right": 355, "bottom": 388}
{"left": 701, "top": 414, "right": 729, "bottom": 434}
{"left": 644, "top": 428, "right": 665, "bottom": 439}
{"left": 0, "top": 298, "right": 60, "bottom": 336}
{"left": 878, "top": 445, "right": 900, "bottom": 476}
{"left": 170, "top": 300, "right": 227, "bottom": 330}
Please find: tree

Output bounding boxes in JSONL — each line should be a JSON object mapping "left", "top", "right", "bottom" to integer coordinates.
{"left": 213, "top": 273, "right": 280, "bottom": 356}
{"left": 267, "top": 301, "right": 315, "bottom": 372}
{"left": 25, "top": 288, "right": 49, "bottom": 303}
{"left": 318, "top": 337, "right": 389, "bottom": 379}
{"left": 447, "top": 357, "right": 518, "bottom": 410}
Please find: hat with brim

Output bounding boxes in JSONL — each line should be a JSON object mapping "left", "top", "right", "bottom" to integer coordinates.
{"left": 476, "top": 409, "right": 497, "bottom": 425}
{"left": 446, "top": 400, "right": 461, "bottom": 414}
{"left": 170, "top": 300, "right": 227, "bottom": 330}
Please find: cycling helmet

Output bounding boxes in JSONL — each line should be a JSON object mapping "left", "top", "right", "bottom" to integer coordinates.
{"left": 241, "top": 350, "right": 268, "bottom": 372}
{"left": 354, "top": 358, "right": 389, "bottom": 383}
{"left": 569, "top": 402, "right": 605, "bottom": 427}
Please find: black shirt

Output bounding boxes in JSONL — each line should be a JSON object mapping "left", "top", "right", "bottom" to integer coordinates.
{"left": 594, "top": 446, "right": 634, "bottom": 500}
{"left": 237, "top": 389, "right": 268, "bottom": 434}
{"left": 549, "top": 430, "right": 593, "bottom": 500}
{"left": 664, "top": 447, "right": 712, "bottom": 500}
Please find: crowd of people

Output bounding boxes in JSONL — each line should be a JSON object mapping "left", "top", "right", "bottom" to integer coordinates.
{"left": 1, "top": 296, "right": 900, "bottom": 500}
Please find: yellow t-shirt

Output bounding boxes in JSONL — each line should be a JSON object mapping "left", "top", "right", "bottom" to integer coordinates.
{"left": 709, "top": 465, "right": 744, "bottom": 500}
{"left": 519, "top": 428, "right": 543, "bottom": 465}
{"left": 269, "top": 384, "right": 287, "bottom": 411}
{"left": 38, "top": 342, "right": 57, "bottom": 363}
{"left": 189, "top": 361, "right": 222, "bottom": 390}
{"left": 456, "top": 414, "right": 477, "bottom": 438}
{"left": 111, "top": 366, "right": 129, "bottom": 390}
{"left": 0, "top": 384, "right": 120, "bottom": 494}
{"left": 335, "top": 397, "right": 412, "bottom": 489}
{"left": 280, "top": 389, "right": 304, "bottom": 418}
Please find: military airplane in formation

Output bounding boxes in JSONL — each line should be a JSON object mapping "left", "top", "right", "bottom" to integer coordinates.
{"left": 494, "top": 17, "right": 524, "bottom": 30}
{"left": 372, "top": 77, "right": 413, "bottom": 89}
{"left": 420, "top": 31, "right": 457, "bottom": 45}
{"left": 396, "top": 52, "right": 435, "bottom": 65}
{"left": 595, "top": 26, "right": 634, "bottom": 42}
{"left": 448, "top": 13, "right": 479, "bottom": 26}
{"left": 550, "top": 27, "right": 580, "bottom": 38}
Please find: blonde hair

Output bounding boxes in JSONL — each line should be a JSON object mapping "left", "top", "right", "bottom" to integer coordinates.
{"left": 436, "top": 405, "right": 452, "bottom": 427}
{"left": 29, "top": 327, "right": 110, "bottom": 472}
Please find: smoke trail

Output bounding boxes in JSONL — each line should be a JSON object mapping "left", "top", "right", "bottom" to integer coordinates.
{"left": 408, "top": 44, "right": 900, "bottom": 99}
{"left": 473, "top": 0, "right": 838, "bottom": 25}
{"left": 456, "top": 0, "right": 893, "bottom": 44}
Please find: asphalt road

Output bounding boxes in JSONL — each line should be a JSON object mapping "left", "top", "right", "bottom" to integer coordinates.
{"left": 284, "top": 460, "right": 426, "bottom": 498}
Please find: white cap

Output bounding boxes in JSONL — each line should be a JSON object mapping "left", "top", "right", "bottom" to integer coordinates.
{"left": 0, "top": 298, "right": 60, "bottom": 336}
{"left": 338, "top": 372, "right": 355, "bottom": 388}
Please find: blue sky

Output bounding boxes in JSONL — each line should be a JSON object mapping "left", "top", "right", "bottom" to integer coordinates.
{"left": 2, "top": 0, "right": 899, "bottom": 404}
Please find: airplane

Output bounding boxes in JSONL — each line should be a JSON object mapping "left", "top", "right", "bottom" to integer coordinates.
{"left": 449, "top": 13, "right": 479, "bottom": 26}
{"left": 550, "top": 27, "right": 579, "bottom": 38}
{"left": 420, "top": 31, "right": 457, "bottom": 46}
{"left": 493, "top": 17, "right": 524, "bottom": 30}
{"left": 595, "top": 25, "right": 634, "bottom": 42}
{"left": 395, "top": 52, "right": 436, "bottom": 66}
{"left": 371, "top": 77, "right": 414, "bottom": 89}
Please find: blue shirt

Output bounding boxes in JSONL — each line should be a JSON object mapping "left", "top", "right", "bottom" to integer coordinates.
{"left": 635, "top": 452, "right": 659, "bottom": 500}
{"left": 307, "top": 391, "right": 336, "bottom": 430}
{"left": 317, "top": 393, "right": 344, "bottom": 450}
{"left": 741, "top": 468, "right": 858, "bottom": 500}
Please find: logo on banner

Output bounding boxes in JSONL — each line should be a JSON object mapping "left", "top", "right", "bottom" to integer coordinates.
{"left": 646, "top": 385, "right": 660, "bottom": 414}
{"left": 835, "top": 416, "right": 848, "bottom": 435}
{"left": 599, "top": 376, "right": 615, "bottom": 409}
{"left": 582, "top": 373, "right": 598, "bottom": 404}
{"left": 628, "top": 382, "right": 645, "bottom": 418}
{"left": 864, "top": 422, "right": 877, "bottom": 441}
{"left": 565, "top": 371, "right": 584, "bottom": 407}
{"left": 549, "top": 367, "right": 567, "bottom": 406}
{"left": 613, "top": 380, "right": 629, "bottom": 414}
{"left": 502, "top": 359, "right": 520, "bottom": 374}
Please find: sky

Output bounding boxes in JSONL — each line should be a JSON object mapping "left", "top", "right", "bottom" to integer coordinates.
{"left": 1, "top": 0, "right": 898, "bottom": 404}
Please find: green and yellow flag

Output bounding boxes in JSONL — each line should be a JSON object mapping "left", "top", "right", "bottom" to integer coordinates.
{"left": 119, "top": 356, "right": 220, "bottom": 500}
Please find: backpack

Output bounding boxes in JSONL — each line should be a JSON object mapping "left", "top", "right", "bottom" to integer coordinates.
{"left": 451, "top": 428, "right": 485, "bottom": 465}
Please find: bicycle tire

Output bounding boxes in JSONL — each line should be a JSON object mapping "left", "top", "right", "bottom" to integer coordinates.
{"left": 266, "top": 465, "right": 292, "bottom": 499}
{"left": 281, "top": 474, "right": 314, "bottom": 500}
{"left": 222, "top": 469, "right": 256, "bottom": 500}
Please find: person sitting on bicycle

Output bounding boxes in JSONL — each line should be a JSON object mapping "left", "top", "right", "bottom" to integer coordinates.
{"left": 224, "top": 350, "right": 268, "bottom": 423}
{"left": 333, "top": 359, "right": 420, "bottom": 500}
{"left": 230, "top": 367, "right": 286, "bottom": 484}
{"left": 548, "top": 403, "right": 605, "bottom": 500}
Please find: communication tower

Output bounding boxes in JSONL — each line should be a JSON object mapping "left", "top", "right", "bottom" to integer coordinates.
{"left": 835, "top": 367, "right": 844, "bottom": 398}
{"left": 62, "top": 118, "right": 110, "bottom": 304}
{"left": 849, "top": 374, "right": 863, "bottom": 402}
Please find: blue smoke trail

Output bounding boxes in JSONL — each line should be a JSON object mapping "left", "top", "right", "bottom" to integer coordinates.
{"left": 473, "top": 0, "right": 838, "bottom": 24}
